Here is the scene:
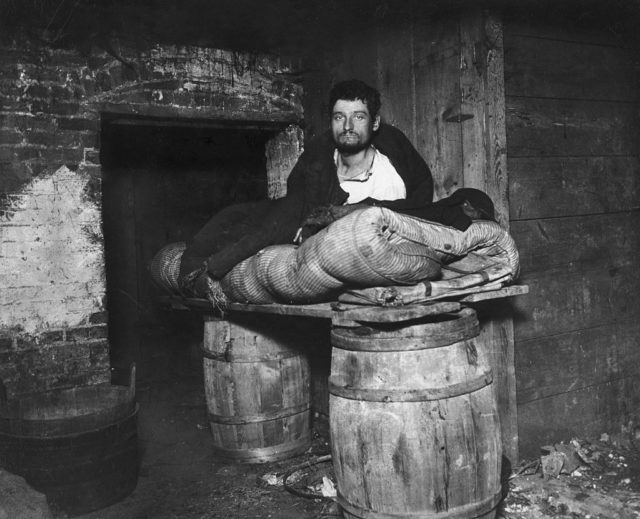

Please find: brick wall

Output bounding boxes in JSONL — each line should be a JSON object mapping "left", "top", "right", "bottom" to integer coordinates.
{"left": 0, "top": 34, "right": 304, "bottom": 396}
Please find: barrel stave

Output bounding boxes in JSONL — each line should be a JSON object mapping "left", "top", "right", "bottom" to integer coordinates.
{"left": 203, "top": 315, "right": 311, "bottom": 463}
{"left": 329, "top": 308, "right": 501, "bottom": 519}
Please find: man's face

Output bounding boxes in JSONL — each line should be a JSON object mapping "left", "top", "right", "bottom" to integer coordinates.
{"left": 331, "top": 99, "right": 380, "bottom": 154}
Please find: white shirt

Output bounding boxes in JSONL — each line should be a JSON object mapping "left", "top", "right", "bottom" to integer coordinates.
{"left": 336, "top": 147, "right": 406, "bottom": 204}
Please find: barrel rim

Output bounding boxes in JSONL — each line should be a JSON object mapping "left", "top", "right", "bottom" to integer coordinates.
{"left": 207, "top": 402, "right": 310, "bottom": 425}
{"left": 0, "top": 404, "right": 139, "bottom": 440}
{"left": 211, "top": 434, "right": 311, "bottom": 463}
{"left": 201, "top": 344, "right": 301, "bottom": 363}
{"left": 328, "top": 370, "right": 493, "bottom": 402}
{"left": 330, "top": 308, "right": 478, "bottom": 352}
{"left": 337, "top": 488, "right": 503, "bottom": 519}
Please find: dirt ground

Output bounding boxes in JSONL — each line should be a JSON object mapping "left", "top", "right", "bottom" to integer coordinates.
{"left": 46, "top": 356, "right": 640, "bottom": 519}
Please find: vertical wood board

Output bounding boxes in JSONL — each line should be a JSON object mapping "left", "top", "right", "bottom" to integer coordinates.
{"left": 458, "top": 9, "right": 517, "bottom": 465}
{"left": 460, "top": 10, "right": 508, "bottom": 225}
{"left": 413, "top": 16, "right": 464, "bottom": 199}
{"left": 375, "top": 18, "right": 417, "bottom": 143}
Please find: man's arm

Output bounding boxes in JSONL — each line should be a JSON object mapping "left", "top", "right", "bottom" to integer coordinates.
{"left": 204, "top": 193, "right": 305, "bottom": 279}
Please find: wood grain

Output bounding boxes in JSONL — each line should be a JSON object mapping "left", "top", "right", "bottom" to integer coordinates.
{"left": 512, "top": 213, "right": 639, "bottom": 274}
{"left": 202, "top": 315, "right": 311, "bottom": 463}
{"left": 330, "top": 308, "right": 502, "bottom": 518}
{"left": 516, "top": 320, "right": 640, "bottom": 404}
{"left": 506, "top": 97, "right": 638, "bottom": 157}
{"left": 517, "top": 376, "right": 640, "bottom": 459}
{"left": 505, "top": 35, "right": 637, "bottom": 101}
{"left": 509, "top": 157, "right": 640, "bottom": 220}
{"left": 513, "top": 264, "right": 640, "bottom": 341}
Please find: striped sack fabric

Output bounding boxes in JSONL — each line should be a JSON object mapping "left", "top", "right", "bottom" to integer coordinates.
{"left": 221, "top": 206, "right": 519, "bottom": 304}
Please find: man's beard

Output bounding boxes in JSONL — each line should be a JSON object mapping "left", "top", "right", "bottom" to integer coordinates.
{"left": 335, "top": 132, "right": 373, "bottom": 154}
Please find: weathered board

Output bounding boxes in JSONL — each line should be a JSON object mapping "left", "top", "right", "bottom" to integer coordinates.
{"left": 513, "top": 264, "right": 639, "bottom": 341}
{"left": 516, "top": 320, "right": 640, "bottom": 404}
{"left": 517, "top": 377, "right": 640, "bottom": 457}
{"left": 413, "top": 15, "right": 464, "bottom": 199}
{"left": 458, "top": 10, "right": 518, "bottom": 465}
{"left": 375, "top": 17, "right": 417, "bottom": 143}
{"left": 504, "top": 35, "right": 637, "bottom": 101}
{"left": 506, "top": 97, "right": 638, "bottom": 157}
{"left": 512, "top": 213, "right": 639, "bottom": 274}
{"left": 504, "top": 10, "right": 639, "bottom": 458}
{"left": 504, "top": 11, "right": 632, "bottom": 47}
{"left": 509, "top": 157, "right": 639, "bottom": 220}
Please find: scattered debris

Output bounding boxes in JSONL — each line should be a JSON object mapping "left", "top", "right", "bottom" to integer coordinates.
{"left": 319, "top": 476, "right": 337, "bottom": 498}
{"left": 499, "top": 431, "right": 640, "bottom": 518}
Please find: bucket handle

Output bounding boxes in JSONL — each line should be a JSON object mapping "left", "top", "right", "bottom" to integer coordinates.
{"left": 127, "top": 363, "right": 136, "bottom": 400}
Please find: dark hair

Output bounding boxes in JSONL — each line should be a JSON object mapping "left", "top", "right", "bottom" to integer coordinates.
{"left": 328, "top": 79, "right": 381, "bottom": 119}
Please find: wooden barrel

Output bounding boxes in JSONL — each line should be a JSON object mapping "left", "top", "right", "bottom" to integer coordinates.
{"left": 0, "top": 365, "right": 138, "bottom": 517}
{"left": 329, "top": 308, "right": 502, "bottom": 519}
{"left": 203, "top": 314, "right": 311, "bottom": 463}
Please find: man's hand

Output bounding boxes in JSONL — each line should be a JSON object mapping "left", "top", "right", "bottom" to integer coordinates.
{"left": 293, "top": 206, "right": 333, "bottom": 244}
{"left": 293, "top": 204, "right": 368, "bottom": 244}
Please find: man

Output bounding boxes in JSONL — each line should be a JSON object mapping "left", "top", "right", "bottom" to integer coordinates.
{"left": 178, "top": 79, "right": 434, "bottom": 295}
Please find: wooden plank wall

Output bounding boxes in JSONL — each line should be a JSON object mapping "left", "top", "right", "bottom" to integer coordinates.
{"left": 308, "top": 8, "right": 519, "bottom": 464}
{"left": 503, "top": 13, "right": 640, "bottom": 458}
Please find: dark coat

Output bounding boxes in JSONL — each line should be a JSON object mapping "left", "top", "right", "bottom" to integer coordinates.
{"left": 287, "top": 122, "right": 434, "bottom": 214}
{"left": 180, "top": 123, "right": 433, "bottom": 280}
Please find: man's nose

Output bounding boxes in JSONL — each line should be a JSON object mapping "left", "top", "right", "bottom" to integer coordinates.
{"left": 343, "top": 116, "right": 353, "bottom": 130}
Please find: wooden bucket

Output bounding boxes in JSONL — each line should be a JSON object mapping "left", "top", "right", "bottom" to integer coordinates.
{"left": 203, "top": 315, "right": 311, "bottom": 463}
{"left": 329, "top": 308, "right": 502, "bottom": 519}
{"left": 0, "top": 365, "right": 138, "bottom": 517}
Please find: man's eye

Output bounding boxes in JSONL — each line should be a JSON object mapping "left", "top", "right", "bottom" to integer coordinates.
{"left": 333, "top": 114, "right": 344, "bottom": 121}
{"left": 355, "top": 114, "right": 366, "bottom": 120}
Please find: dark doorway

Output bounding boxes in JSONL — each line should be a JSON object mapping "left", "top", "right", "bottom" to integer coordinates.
{"left": 100, "top": 116, "right": 277, "bottom": 382}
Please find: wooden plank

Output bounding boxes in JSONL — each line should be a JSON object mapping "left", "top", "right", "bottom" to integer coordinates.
{"left": 413, "top": 15, "right": 464, "bottom": 200}
{"left": 375, "top": 17, "right": 417, "bottom": 142}
{"left": 517, "top": 376, "right": 640, "bottom": 459}
{"left": 513, "top": 263, "right": 640, "bottom": 341}
{"left": 460, "top": 284, "right": 528, "bottom": 303}
{"left": 504, "top": 10, "right": 633, "bottom": 47}
{"left": 160, "top": 285, "right": 528, "bottom": 320}
{"left": 331, "top": 301, "right": 461, "bottom": 326}
{"left": 460, "top": 9, "right": 509, "bottom": 226}
{"left": 306, "top": 319, "right": 332, "bottom": 419}
{"left": 504, "top": 35, "right": 637, "bottom": 101}
{"left": 458, "top": 9, "right": 518, "bottom": 465}
{"left": 512, "top": 213, "right": 639, "bottom": 274}
{"left": 325, "top": 26, "right": 379, "bottom": 96}
{"left": 471, "top": 299, "right": 519, "bottom": 463}
{"left": 506, "top": 97, "right": 638, "bottom": 157}
{"left": 516, "top": 320, "right": 640, "bottom": 404}
{"left": 509, "top": 156, "right": 640, "bottom": 220}
{"left": 158, "top": 296, "right": 335, "bottom": 318}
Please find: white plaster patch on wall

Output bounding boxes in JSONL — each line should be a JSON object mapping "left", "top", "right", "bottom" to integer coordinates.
{"left": 0, "top": 166, "right": 105, "bottom": 333}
